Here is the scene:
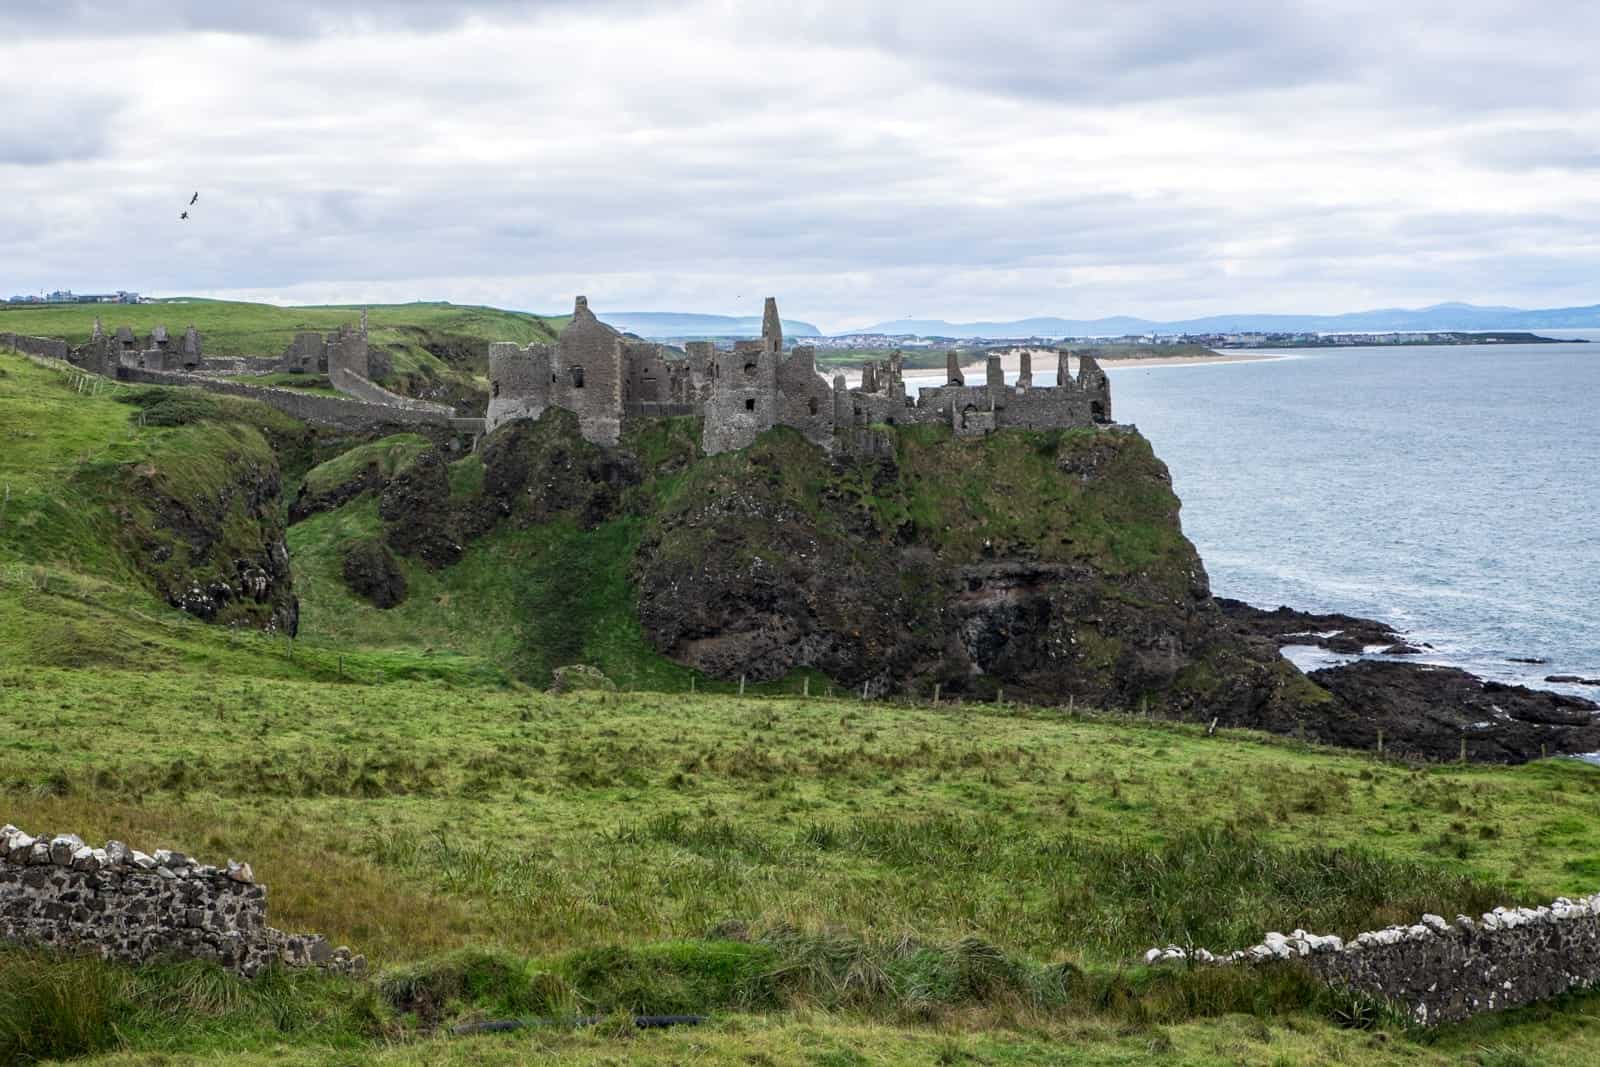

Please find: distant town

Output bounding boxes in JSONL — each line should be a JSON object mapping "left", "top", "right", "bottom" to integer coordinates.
{"left": 811, "top": 329, "right": 1581, "bottom": 350}
{"left": 6, "top": 289, "right": 143, "bottom": 305}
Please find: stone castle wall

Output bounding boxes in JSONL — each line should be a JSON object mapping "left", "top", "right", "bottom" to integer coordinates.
{"left": 0, "top": 332, "right": 71, "bottom": 360}
{"left": 486, "top": 296, "right": 1115, "bottom": 456}
{"left": 120, "top": 368, "right": 477, "bottom": 435}
{"left": 329, "top": 367, "right": 455, "bottom": 415}
{"left": 1145, "top": 892, "right": 1600, "bottom": 1025}
{"left": 0, "top": 824, "right": 363, "bottom": 977}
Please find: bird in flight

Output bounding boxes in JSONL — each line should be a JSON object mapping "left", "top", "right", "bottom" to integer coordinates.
{"left": 190, "top": 192, "right": 199, "bottom": 205}
{"left": 180, "top": 211, "right": 189, "bottom": 220}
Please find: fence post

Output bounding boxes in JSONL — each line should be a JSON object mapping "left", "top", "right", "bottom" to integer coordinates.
{"left": 803, "top": 676, "right": 809, "bottom": 698}
{"left": 933, "top": 682, "right": 941, "bottom": 705}
{"left": 996, "top": 687, "right": 1003, "bottom": 705}
{"left": 739, "top": 675, "right": 746, "bottom": 696}
{"left": 1376, "top": 728, "right": 1383, "bottom": 757}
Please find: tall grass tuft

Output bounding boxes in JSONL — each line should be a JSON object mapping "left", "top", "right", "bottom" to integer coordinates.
{"left": 0, "top": 951, "right": 127, "bottom": 1063}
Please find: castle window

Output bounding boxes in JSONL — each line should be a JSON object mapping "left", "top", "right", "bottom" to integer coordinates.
{"left": 808, "top": 397, "right": 819, "bottom": 416}
{"left": 743, "top": 361, "right": 757, "bottom": 377}
{"left": 570, "top": 366, "right": 585, "bottom": 388}
{"left": 492, "top": 380, "right": 501, "bottom": 398}
{"left": 745, "top": 398, "right": 755, "bottom": 412}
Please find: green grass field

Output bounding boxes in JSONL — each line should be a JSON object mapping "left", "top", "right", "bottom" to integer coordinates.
{"left": 4, "top": 347, "right": 1600, "bottom": 1065}
{"left": 0, "top": 298, "right": 567, "bottom": 408}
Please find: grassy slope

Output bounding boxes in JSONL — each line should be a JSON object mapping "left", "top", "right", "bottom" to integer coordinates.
{"left": 5, "top": 351, "right": 1600, "bottom": 1064}
{"left": 0, "top": 298, "right": 568, "bottom": 404}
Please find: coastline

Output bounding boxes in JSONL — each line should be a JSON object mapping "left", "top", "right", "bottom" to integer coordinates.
{"left": 833, "top": 350, "right": 1280, "bottom": 387}
{"left": 960, "top": 350, "right": 1280, "bottom": 377}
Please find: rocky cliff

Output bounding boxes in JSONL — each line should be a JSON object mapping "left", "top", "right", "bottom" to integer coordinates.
{"left": 631, "top": 422, "right": 1320, "bottom": 720}
{"left": 341, "top": 413, "right": 1306, "bottom": 720}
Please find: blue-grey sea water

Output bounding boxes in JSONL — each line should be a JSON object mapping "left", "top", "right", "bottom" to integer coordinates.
{"left": 914, "top": 339, "right": 1600, "bottom": 696}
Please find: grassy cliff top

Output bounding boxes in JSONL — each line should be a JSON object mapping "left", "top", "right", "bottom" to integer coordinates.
{"left": 1, "top": 299, "right": 570, "bottom": 408}
{"left": 0, "top": 298, "right": 564, "bottom": 358}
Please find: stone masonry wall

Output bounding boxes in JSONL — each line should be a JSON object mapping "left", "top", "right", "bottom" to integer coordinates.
{"left": 1145, "top": 892, "right": 1600, "bottom": 1025}
{"left": 0, "top": 332, "right": 71, "bottom": 360}
{"left": 120, "top": 367, "right": 464, "bottom": 433}
{"left": 1, "top": 824, "right": 363, "bottom": 978}
{"left": 330, "top": 367, "right": 455, "bottom": 415}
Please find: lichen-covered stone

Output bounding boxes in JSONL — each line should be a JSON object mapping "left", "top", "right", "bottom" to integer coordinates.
{"left": 0, "top": 825, "right": 363, "bottom": 979}
{"left": 1143, "top": 891, "right": 1600, "bottom": 1025}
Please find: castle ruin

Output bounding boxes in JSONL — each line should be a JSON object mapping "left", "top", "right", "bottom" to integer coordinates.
{"left": 488, "top": 296, "right": 1113, "bottom": 453}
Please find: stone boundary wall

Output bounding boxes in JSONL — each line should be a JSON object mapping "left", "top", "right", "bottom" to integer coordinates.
{"left": 196, "top": 356, "right": 283, "bottom": 376}
{"left": 1144, "top": 892, "right": 1600, "bottom": 1025}
{"left": 0, "top": 824, "right": 363, "bottom": 977}
{"left": 0, "top": 332, "right": 70, "bottom": 360}
{"left": 121, "top": 367, "right": 461, "bottom": 433}
{"left": 330, "top": 367, "right": 455, "bottom": 415}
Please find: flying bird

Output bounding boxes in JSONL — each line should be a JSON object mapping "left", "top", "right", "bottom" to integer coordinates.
{"left": 180, "top": 211, "right": 189, "bottom": 220}
{"left": 189, "top": 192, "right": 199, "bottom": 206}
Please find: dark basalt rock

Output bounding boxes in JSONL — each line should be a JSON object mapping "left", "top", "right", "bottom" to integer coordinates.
{"left": 1548, "top": 675, "right": 1600, "bottom": 687}
{"left": 1309, "top": 660, "right": 1600, "bottom": 763}
{"left": 379, "top": 450, "right": 463, "bottom": 568}
{"left": 633, "top": 427, "right": 1309, "bottom": 720}
{"left": 1216, "top": 598, "right": 1426, "bottom": 655}
{"left": 341, "top": 539, "right": 408, "bottom": 609}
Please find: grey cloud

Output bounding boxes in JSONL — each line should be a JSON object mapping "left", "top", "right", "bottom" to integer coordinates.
{"left": 0, "top": 95, "right": 118, "bottom": 165}
{"left": 757, "top": 1, "right": 1600, "bottom": 114}
{"left": 0, "top": 0, "right": 670, "bottom": 39}
{"left": 1458, "top": 129, "right": 1600, "bottom": 172}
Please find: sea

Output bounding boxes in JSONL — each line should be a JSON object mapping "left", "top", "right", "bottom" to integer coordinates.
{"left": 909, "top": 337, "right": 1600, "bottom": 698}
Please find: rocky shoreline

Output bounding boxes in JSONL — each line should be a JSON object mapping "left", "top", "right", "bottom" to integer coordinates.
{"left": 1219, "top": 600, "right": 1600, "bottom": 764}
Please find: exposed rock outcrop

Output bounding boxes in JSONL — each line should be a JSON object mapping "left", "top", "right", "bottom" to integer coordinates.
{"left": 1307, "top": 660, "right": 1600, "bottom": 763}
{"left": 1217, "top": 598, "right": 1425, "bottom": 655}
{"left": 633, "top": 423, "right": 1319, "bottom": 718}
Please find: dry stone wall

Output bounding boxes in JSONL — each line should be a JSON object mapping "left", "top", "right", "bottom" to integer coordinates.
{"left": 1145, "top": 892, "right": 1600, "bottom": 1025}
{"left": 0, "top": 824, "right": 364, "bottom": 977}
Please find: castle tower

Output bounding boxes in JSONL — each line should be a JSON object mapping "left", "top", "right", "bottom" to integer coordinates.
{"left": 1078, "top": 354, "right": 1112, "bottom": 423}
{"left": 549, "top": 295, "right": 626, "bottom": 445}
{"left": 985, "top": 354, "right": 1004, "bottom": 391}
{"left": 761, "top": 296, "right": 782, "bottom": 353}
{"left": 1017, "top": 350, "right": 1033, "bottom": 389}
{"left": 181, "top": 325, "right": 202, "bottom": 369}
{"left": 1056, "top": 348, "right": 1073, "bottom": 387}
{"left": 946, "top": 350, "right": 964, "bottom": 387}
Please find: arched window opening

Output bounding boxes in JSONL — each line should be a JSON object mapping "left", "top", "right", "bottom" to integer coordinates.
{"left": 570, "top": 366, "right": 585, "bottom": 388}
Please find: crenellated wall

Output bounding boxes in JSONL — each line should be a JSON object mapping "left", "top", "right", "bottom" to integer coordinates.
{"left": 0, "top": 825, "right": 363, "bottom": 978}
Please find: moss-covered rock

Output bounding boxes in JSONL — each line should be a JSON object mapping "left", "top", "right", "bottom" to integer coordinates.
{"left": 340, "top": 537, "right": 408, "bottom": 609}
{"left": 290, "top": 434, "right": 433, "bottom": 523}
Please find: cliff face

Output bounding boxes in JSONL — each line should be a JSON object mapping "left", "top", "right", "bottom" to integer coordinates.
{"left": 632, "top": 423, "right": 1320, "bottom": 717}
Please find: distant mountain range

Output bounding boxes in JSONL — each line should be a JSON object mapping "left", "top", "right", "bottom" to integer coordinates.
{"left": 851, "top": 302, "right": 1600, "bottom": 339}
{"left": 602, "top": 311, "right": 822, "bottom": 339}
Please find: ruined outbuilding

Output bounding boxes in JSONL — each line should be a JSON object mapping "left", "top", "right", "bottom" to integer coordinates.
{"left": 488, "top": 296, "right": 1114, "bottom": 454}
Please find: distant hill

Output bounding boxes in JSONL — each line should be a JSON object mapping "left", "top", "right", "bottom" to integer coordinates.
{"left": 600, "top": 311, "right": 822, "bottom": 339}
{"left": 854, "top": 302, "right": 1600, "bottom": 338}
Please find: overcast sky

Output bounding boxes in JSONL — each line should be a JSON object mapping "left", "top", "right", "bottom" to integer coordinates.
{"left": 3, "top": 1, "right": 1597, "bottom": 331}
